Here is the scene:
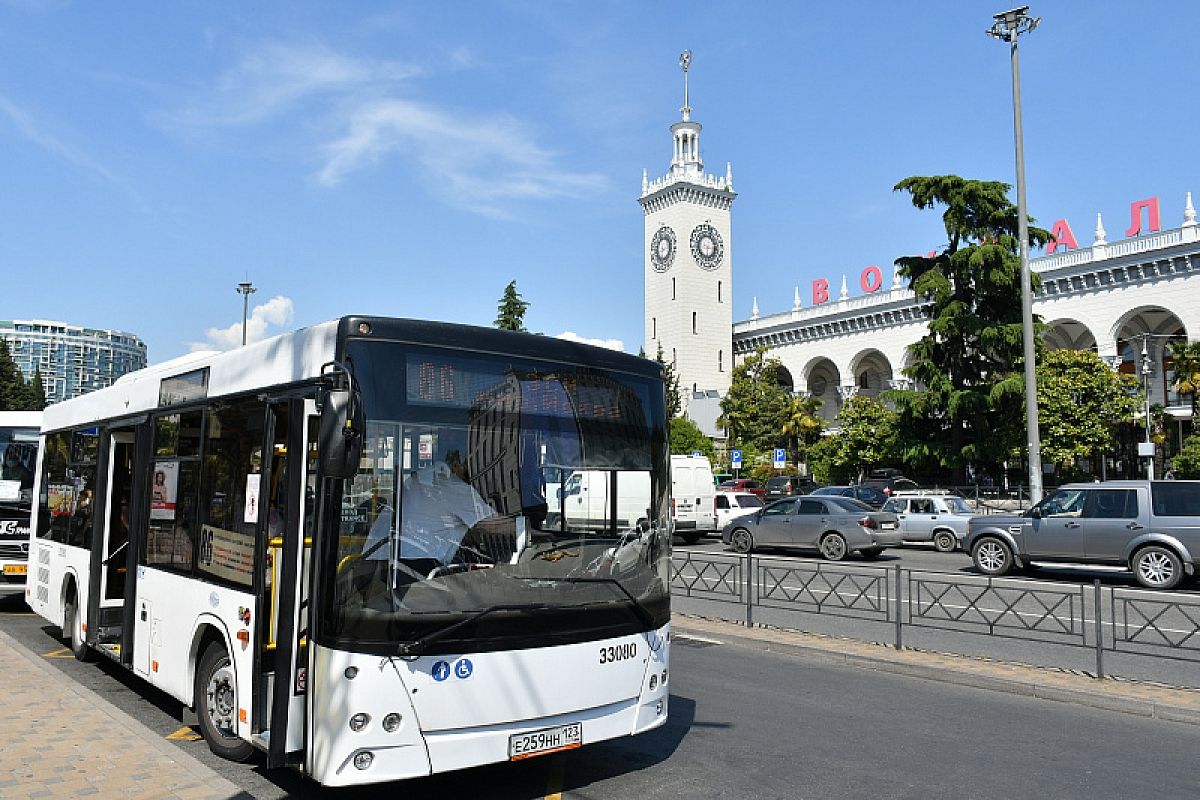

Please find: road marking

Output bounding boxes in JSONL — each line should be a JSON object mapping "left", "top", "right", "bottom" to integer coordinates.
{"left": 43, "top": 647, "right": 73, "bottom": 658}
{"left": 676, "top": 633, "right": 724, "bottom": 645}
{"left": 543, "top": 756, "right": 565, "bottom": 799}
{"left": 167, "top": 726, "right": 203, "bottom": 742}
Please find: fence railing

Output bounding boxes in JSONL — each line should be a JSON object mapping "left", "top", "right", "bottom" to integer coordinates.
{"left": 670, "top": 549, "right": 1200, "bottom": 681}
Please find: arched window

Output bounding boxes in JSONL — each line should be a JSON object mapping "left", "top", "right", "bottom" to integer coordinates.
{"left": 692, "top": 312, "right": 697, "bottom": 334}
{"left": 718, "top": 350, "right": 723, "bottom": 372}
{"left": 652, "top": 317, "right": 656, "bottom": 339}
{"left": 718, "top": 281, "right": 722, "bottom": 303}
{"left": 672, "top": 278, "right": 676, "bottom": 300}
{"left": 672, "top": 348, "right": 676, "bottom": 365}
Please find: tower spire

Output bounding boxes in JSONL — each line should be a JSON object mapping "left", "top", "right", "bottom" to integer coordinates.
{"left": 679, "top": 50, "right": 692, "bottom": 121}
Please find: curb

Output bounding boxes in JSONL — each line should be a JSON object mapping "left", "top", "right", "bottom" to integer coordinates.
{"left": 671, "top": 614, "right": 1200, "bottom": 727}
{"left": 0, "top": 628, "right": 246, "bottom": 797}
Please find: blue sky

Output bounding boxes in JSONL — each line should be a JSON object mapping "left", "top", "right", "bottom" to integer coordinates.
{"left": 3, "top": 1, "right": 1198, "bottom": 363}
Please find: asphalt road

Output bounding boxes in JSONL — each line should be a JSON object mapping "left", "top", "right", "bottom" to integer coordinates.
{"left": 4, "top": 592, "right": 1200, "bottom": 799}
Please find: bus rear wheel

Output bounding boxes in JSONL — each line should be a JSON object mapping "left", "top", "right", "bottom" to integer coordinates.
{"left": 63, "top": 594, "right": 93, "bottom": 662}
{"left": 195, "top": 643, "right": 255, "bottom": 762}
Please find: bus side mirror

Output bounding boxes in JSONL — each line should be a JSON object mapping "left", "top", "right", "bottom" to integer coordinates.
{"left": 319, "top": 387, "right": 363, "bottom": 479}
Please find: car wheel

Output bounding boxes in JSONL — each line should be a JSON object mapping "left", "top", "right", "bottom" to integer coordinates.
{"left": 730, "top": 527, "right": 754, "bottom": 554}
{"left": 859, "top": 546, "right": 884, "bottom": 559}
{"left": 63, "top": 594, "right": 93, "bottom": 662}
{"left": 195, "top": 643, "right": 255, "bottom": 762}
{"left": 932, "top": 530, "right": 957, "bottom": 553}
{"left": 1131, "top": 545, "right": 1183, "bottom": 590}
{"left": 972, "top": 537, "right": 1014, "bottom": 577}
{"left": 819, "top": 532, "right": 848, "bottom": 561}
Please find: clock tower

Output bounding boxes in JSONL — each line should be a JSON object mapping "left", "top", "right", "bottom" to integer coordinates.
{"left": 641, "top": 51, "right": 735, "bottom": 404}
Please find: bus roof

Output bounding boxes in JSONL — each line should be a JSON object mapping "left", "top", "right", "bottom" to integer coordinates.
{"left": 40, "top": 316, "right": 662, "bottom": 433}
{"left": 0, "top": 411, "right": 42, "bottom": 428}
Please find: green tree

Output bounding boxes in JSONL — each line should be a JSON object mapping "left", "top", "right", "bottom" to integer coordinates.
{"left": 655, "top": 343, "right": 683, "bottom": 419}
{"left": 669, "top": 417, "right": 714, "bottom": 459}
{"left": 780, "top": 393, "right": 823, "bottom": 470}
{"left": 811, "top": 396, "right": 899, "bottom": 482}
{"left": 1171, "top": 433, "right": 1200, "bottom": 479}
{"left": 0, "top": 339, "right": 27, "bottom": 411}
{"left": 494, "top": 280, "right": 529, "bottom": 332}
{"left": 26, "top": 369, "right": 47, "bottom": 411}
{"left": 717, "top": 347, "right": 791, "bottom": 455}
{"left": 1036, "top": 349, "right": 1139, "bottom": 476}
{"left": 890, "top": 175, "right": 1050, "bottom": 482}
{"left": 1168, "top": 339, "right": 1200, "bottom": 419}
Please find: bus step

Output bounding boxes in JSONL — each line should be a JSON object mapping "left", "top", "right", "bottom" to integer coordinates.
{"left": 95, "top": 642, "right": 121, "bottom": 660}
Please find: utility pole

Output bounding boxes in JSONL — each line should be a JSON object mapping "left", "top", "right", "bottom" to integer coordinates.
{"left": 236, "top": 282, "right": 256, "bottom": 346}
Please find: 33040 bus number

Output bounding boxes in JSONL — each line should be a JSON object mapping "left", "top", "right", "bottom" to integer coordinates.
{"left": 599, "top": 643, "right": 637, "bottom": 664}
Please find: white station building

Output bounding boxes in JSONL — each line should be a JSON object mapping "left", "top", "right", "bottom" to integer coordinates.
{"left": 641, "top": 58, "right": 1199, "bottom": 466}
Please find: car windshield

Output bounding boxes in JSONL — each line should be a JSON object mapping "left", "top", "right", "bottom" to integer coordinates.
{"left": 318, "top": 341, "right": 671, "bottom": 653}
{"left": 881, "top": 499, "right": 901, "bottom": 513}
{"left": 736, "top": 495, "right": 764, "bottom": 508}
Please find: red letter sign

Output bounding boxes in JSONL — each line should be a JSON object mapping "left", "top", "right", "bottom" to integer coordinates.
{"left": 860, "top": 265, "right": 883, "bottom": 292}
{"left": 1126, "top": 198, "right": 1161, "bottom": 237}
{"left": 812, "top": 278, "right": 829, "bottom": 305}
{"left": 1046, "top": 219, "right": 1078, "bottom": 253}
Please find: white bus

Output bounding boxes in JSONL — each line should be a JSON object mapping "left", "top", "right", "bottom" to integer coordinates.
{"left": 1, "top": 411, "right": 41, "bottom": 596}
{"left": 27, "top": 317, "right": 671, "bottom": 787}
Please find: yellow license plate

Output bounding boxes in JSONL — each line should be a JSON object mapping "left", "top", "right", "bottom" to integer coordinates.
{"left": 3, "top": 564, "right": 27, "bottom": 576}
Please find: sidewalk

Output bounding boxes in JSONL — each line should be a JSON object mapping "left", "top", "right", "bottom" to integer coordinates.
{"left": 0, "top": 630, "right": 247, "bottom": 800}
{"left": 673, "top": 613, "right": 1200, "bottom": 726}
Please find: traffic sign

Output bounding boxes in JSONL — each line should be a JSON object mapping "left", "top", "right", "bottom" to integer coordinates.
{"left": 692, "top": 450, "right": 703, "bottom": 458}
{"left": 730, "top": 449, "right": 743, "bottom": 467}
{"left": 772, "top": 448, "right": 786, "bottom": 468}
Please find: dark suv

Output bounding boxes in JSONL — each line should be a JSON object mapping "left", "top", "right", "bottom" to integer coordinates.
{"left": 764, "top": 475, "right": 816, "bottom": 500}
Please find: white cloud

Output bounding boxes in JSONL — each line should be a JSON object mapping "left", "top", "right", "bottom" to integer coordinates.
{"left": 555, "top": 331, "right": 625, "bottom": 353}
{"left": 190, "top": 295, "right": 295, "bottom": 351}
{"left": 318, "top": 98, "right": 607, "bottom": 217}
{"left": 178, "top": 41, "right": 420, "bottom": 128}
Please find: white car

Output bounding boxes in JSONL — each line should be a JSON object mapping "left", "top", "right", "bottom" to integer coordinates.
{"left": 881, "top": 492, "right": 976, "bottom": 552}
{"left": 714, "top": 491, "right": 764, "bottom": 532}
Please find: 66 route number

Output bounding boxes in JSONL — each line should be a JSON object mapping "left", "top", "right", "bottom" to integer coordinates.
{"left": 599, "top": 642, "right": 637, "bottom": 664}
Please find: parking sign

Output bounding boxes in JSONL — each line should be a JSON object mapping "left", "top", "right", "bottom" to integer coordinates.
{"left": 730, "top": 449, "right": 742, "bottom": 468}
{"left": 773, "top": 448, "right": 786, "bottom": 468}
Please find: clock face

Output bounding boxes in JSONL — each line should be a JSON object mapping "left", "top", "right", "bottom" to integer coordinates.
{"left": 690, "top": 223, "right": 724, "bottom": 271}
{"left": 650, "top": 226, "right": 676, "bottom": 272}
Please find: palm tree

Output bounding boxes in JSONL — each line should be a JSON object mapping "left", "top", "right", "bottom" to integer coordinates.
{"left": 1168, "top": 340, "right": 1200, "bottom": 419}
{"left": 780, "top": 394, "right": 823, "bottom": 470}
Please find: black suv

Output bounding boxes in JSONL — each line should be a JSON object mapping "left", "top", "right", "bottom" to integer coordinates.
{"left": 764, "top": 475, "right": 816, "bottom": 500}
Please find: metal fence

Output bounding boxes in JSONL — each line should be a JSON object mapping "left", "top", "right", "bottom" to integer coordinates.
{"left": 671, "top": 549, "right": 1200, "bottom": 680}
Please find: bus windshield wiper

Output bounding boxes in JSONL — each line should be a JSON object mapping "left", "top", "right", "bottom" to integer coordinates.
{"left": 529, "top": 576, "right": 654, "bottom": 628}
{"left": 397, "top": 603, "right": 554, "bottom": 657}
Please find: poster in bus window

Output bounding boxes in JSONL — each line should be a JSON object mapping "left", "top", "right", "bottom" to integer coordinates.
{"left": 47, "top": 484, "right": 76, "bottom": 517}
{"left": 150, "top": 460, "right": 179, "bottom": 520}
{"left": 198, "top": 524, "right": 255, "bottom": 585}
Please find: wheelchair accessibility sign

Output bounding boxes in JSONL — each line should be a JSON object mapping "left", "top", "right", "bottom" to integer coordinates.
{"left": 432, "top": 658, "right": 474, "bottom": 681}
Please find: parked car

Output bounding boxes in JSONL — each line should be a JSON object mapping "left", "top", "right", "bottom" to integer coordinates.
{"left": 881, "top": 492, "right": 975, "bottom": 552}
{"left": 721, "top": 495, "right": 902, "bottom": 561}
{"left": 860, "top": 475, "right": 920, "bottom": 498}
{"left": 714, "top": 491, "right": 765, "bottom": 530}
{"left": 810, "top": 484, "right": 891, "bottom": 509}
{"left": 672, "top": 454, "right": 717, "bottom": 544}
{"left": 962, "top": 480, "right": 1200, "bottom": 590}
{"left": 718, "top": 478, "right": 766, "bottom": 499}
{"left": 764, "top": 475, "right": 816, "bottom": 500}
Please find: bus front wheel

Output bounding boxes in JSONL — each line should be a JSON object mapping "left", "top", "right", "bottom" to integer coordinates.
{"left": 63, "top": 593, "right": 93, "bottom": 662}
{"left": 195, "top": 643, "right": 255, "bottom": 762}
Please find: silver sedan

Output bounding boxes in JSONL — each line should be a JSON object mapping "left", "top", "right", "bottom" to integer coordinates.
{"left": 721, "top": 495, "right": 902, "bottom": 560}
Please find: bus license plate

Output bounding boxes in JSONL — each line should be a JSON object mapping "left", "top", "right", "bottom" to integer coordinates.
{"left": 509, "top": 722, "right": 582, "bottom": 760}
{"left": 3, "top": 564, "right": 26, "bottom": 576}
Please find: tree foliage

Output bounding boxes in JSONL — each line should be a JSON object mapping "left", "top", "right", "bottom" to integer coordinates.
{"left": 1171, "top": 433, "right": 1200, "bottom": 479}
{"left": 494, "top": 280, "right": 530, "bottom": 332}
{"left": 1168, "top": 339, "right": 1200, "bottom": 418}
{"left": 1036, "top": 349, "right": 1139, "bottom": 474}
{"left": 669, "top": 417, "right": 715, "bottom": 459}
{"left": 655, "top": 343, "right": 683, "bottom": 419}
{"left": 717, "top": 347, "right": 791, "bottom": 455}
{"left": 889, "top": 175, "right": 1050, "bottom": 481}
{"left": 807, "top": 396, "right": 899, "bottom": 484}
{"left": 0, "top": 339, "right": 45, "bottom": 411}
{"left": 780, "top": 393, "right": 823, "bottom": 469}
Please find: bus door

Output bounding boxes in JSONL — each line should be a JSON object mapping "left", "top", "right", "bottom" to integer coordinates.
{"left": 255, "top": 398, "right": 317, "bottom": 767}
{"left": 90, "top": 425, "right": 144, "bottom": 663}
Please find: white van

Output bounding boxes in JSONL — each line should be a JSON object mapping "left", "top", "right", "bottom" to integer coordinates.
{"left": 554, "top": 470, "right": 651, "bottom": 531}
{"left": 671, "top": 454, "right": 717, "bottom": 544}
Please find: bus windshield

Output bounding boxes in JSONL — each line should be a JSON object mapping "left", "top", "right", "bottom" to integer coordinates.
{"left": 320, "top": 342, "right": 671, "bottom": 653}
{"left": 0, "top": 425, "right": 39, "bottom": 538}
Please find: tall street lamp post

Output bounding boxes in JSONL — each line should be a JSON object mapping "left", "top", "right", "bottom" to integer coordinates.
{"left": 236, "top": 282, "right": 256, "bottom": 346}
{"left": 1140, "top": 336, "right": 1155, "bottom": 480}
{"left": 988, "top": 5, "right": 1043, "bottom": 500}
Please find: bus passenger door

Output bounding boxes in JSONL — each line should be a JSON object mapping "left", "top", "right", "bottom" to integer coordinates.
{"left": 259, "top": 399, "right": 317, "bottom": 767}
{"left": 90, "top": 427, "right": 141, "bottom": 664}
